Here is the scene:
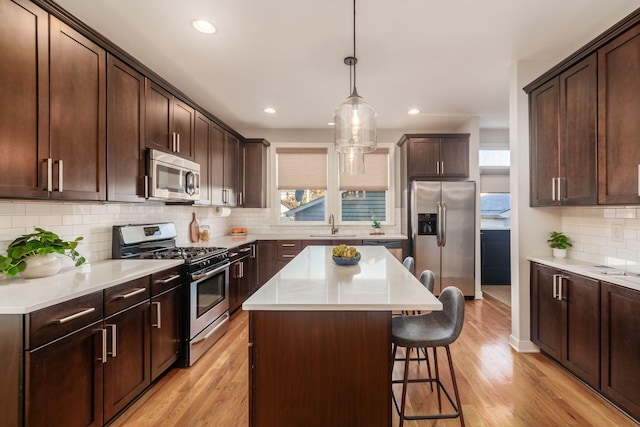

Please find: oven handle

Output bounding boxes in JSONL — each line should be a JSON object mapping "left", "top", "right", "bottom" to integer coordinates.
{"left": 191, "top": 262, "right": 230, "bottom": 281}
{"left": 191, "top": 312, "right": 230, "bottom": 345}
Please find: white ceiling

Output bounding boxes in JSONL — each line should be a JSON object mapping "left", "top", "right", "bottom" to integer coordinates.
{"left": 55, "top": 0, "right": 639, "bottom": 132}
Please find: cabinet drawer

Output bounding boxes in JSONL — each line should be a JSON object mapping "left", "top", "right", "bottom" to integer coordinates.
{"left": 278, "top": 250, "right": 300, "bottom": 262}
{"left": 104, "top": 276, "right": 150, "bottom": 317}
{"left": 151, "top": 266, "right": 183, "bottom": 296}
{"left": 277, "top": 240, "right": 301, "bottom": 252}
{"left": 26, "top": 291, "right": 103, "bottom": 350}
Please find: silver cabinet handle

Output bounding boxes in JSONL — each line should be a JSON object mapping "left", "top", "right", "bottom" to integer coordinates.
{"left": 229, "top": 252, "right": 239, "bottom": 257}
{"left": 281, "top": 243, "right": 296, "bottom": 248}
{"left": 107, "top": 324, "right": 117, "bottom": 358}
{"left": 637, "top": 165, "right": 640, "bottom": 196}
{"left": 436, "top": 161, "right": 440, "bottom": 174}
{"left": 56, "top": 307, "right": 96, "bottom": 324}
{"left": 116, "top": 288, "right": 146, "bottom": 299}
{"left": 46, "top": 158, "right": 53, "bottom": 192}
{"left": 282, "top": 254, "right": 296, "bottom": 259}
{"left": 222, "top": 189, "right": 227, "bottom": 204}
{"left": 152, "top": 301, "right": 162, "bottom": 329}
{"left": 156, "top": 274, "right": 180, "bottom": 284}
{"left": 558, "top": 276, "right": 564, "bottom": 301}
{"left": 56, "top": 159, "right": 63, "bottom": 192}
{"left": 101, "top": 328, "right": 108, "bottom": 364}
{"left": 441, "top": 201, "right": 447, "bottom": 247}
{"left": 552, "top": 274, "right": 558, "bottom": 299}
{"left": 239, "top": 247, "right": 252, "bottom": 253}
{"left": 240, "top": 261, "right": 244, "bottom": 278}
{"left": 440, "top": 161, "right": 444, "bottom": 175}
{"left": 552, "top": 178, "right": 557, "bottom": 201}
{"left": 177, "top": 133, "right": 180, "bottom": 153}
{"left": 557, "top": 177, "right": 562, "bottom": 202}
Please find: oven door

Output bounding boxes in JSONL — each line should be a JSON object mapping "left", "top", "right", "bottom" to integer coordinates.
{"left": 148, "top": 149, "right": 200, "bottom": 201}
{"left": 189, "top": 262, "right": 229, "bottom": 338}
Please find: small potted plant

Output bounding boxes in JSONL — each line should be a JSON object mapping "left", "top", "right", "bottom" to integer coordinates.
{"left": 371, "top": 216, "right": 383, "bottom": 235}
{"left": 547, "top": 231, "right": 572, "bottom": 258}
{"left": 0, "top": 228, "right": 86, "bottom": 279}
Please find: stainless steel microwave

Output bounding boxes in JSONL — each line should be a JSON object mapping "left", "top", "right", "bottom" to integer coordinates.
{"left": 147, "top": 149, "right": 200, "bottom": 202}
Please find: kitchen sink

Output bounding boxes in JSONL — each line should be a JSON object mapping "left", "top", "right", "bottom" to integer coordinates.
{"left": 308, "top": 234, "right": 357, "bottom": 238}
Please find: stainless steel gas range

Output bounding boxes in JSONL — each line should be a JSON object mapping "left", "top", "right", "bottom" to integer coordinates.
{"left": 112, "top": 222, "right": 230, "bottom": 366}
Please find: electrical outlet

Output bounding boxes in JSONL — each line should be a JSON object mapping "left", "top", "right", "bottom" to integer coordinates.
{"left": 612, "top": 224, "right": 624, "bottom": 242}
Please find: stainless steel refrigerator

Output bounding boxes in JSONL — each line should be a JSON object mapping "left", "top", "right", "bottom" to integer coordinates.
{"left": 411, "top": 181, "right": 475, "bottom": 297}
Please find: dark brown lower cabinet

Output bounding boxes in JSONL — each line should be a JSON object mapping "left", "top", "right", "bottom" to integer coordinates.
{"left": 530, "top": 263, "right": 600, "bottom": 388}
{"left": 150, "top": 285, "right": 182, "bottom": 380}
{"left": 25, "top": 320, "right": 104, "bottom": 427}
{"left": 103, "top": 301, "right": 151, "bottom": 422}
{"left": 601, "top": 282, "right": 640, "bottom": 420}
{"left": 257, "top": 240, "right": 277, "bottom": 288}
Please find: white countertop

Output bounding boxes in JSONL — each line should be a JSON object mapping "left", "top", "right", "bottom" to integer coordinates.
{"left": 243, "top": 245, "right": 442, "bottom": 311}
{"left": 0, "top": 259, "right": 184, "bottom": 314}
{"left": 528, "top": 256, "right": 640, "bottom": 292}
{"left": 194, "top": 233, "right": 407, "bottom": 250}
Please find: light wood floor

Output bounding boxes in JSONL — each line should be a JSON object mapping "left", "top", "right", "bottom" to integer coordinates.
{"left": 111, "top": 295, "right": 637, "bottom": 426}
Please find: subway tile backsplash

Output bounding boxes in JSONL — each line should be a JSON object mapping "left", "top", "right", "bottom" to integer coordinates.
{"left": 562, "top": 206, "right": 640, "bottom": 271}
{"left": 0, "top": 201, "right": 401, "bottom": 268}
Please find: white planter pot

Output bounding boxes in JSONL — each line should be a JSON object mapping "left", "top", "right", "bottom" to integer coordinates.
{"left": 552, "top": 248, "right": 567, "bottom": 258}
{"left": 21, "top": 253, "right": 62, "bottom": 279}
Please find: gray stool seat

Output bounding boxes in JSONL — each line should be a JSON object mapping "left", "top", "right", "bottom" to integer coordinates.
{"left": 391, "top": 286, "right": 466, "bottom": 427}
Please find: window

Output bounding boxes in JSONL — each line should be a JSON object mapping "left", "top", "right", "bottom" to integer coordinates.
{"left": 276, "top": 147, "right": 327, "bottom": 223}
{"left": 479, "top": 149, "right": 510, "bottom": 167}
{"left": 339, "top": 148, "right": 391, "bottom": 223}
{"left": 480, "top": 193, "right": 510, "bottom": 229}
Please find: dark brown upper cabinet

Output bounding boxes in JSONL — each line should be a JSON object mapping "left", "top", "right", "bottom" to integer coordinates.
{"left": 240, "top": 138, "right": 270, "bottom": 208}
{"left": 598, "top": 24, "right": 640, "bottom": 205}
{"left": 211, "top": 128, "right": 240, "bottom": 207}
{"left": 145, "top": 79, "right": 195, "bottom": 161}
{"left": 107, "top": 55, "right": 146, "bottom": 202}
{"left": 193, "top": 111, "right": 212, "bottom": 205}
{"left": 530, "top": 54, "right": 597, "bottom": 207}
{"left": 398, "top": 134, "right": 469, "bottom": 179}
{"left": 0, "top": 0, "right": 49, "bottom": 199}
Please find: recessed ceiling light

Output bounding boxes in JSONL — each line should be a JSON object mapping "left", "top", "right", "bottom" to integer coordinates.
{"left": 263, "top": 107, "right": 276, "bottom": 114}
{"left": 408, "top": 109, "right": 420, "bottom": 115}
{"left": 191, "top": 19, "right": 216, "bottom": 34}
{"left": 327, "top": 122, "right": 335, "bottom": 126}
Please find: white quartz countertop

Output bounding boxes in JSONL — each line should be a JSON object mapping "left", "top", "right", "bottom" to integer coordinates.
{"left": 194, "top": 234, "right": 407, "bottom": 250}
{"left": 528, "top": 256, "right": 640, "bottom": 292}
{"left": 0, "top": 259, "right": 184, "bottom": 314}
{"left": 243, "top": 245, "right": 442, "bottom": 312}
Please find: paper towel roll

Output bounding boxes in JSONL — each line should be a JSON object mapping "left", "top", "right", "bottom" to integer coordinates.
{"left": 213, "top": 206, "right": 231, "bottom": 217}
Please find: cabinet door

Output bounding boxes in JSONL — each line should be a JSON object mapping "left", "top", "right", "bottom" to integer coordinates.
{"left": 145, "top": 80, "right": 172, "bottom": 153}
{"left": 229, "top": 260, "right": 241, "bottom": 313}
{"left": 194, "top": 112, "right": 211, "bottom": 205}
{"left": 601, "top": 282, "right": 640, "bottom": 420}
{"left": 439, "top": 137, "right": 469, "bottom": 177}
{"left": 224, "top": 133, "right": 239, "bottom": 206}
{"left": 210, "top": 124, "right": 225, "bottom": 206}
{"left": 151, "top": 286, "right": 182, "bottom": 381}
{"left": 561, "top": 273, "right": 600, "bottom": 388}
{"left": 407, "top": 138, "right": 440, "bottom": 177}
{"left": 559, "top": 54, "right": 597, "bottom": 206}
{"left": 0, "top": 0, "right": 49, "bottom": 199}
{"left": 25, "top": 321, "right": 104, "bottom": 427}
{"left": 530, "top": 263, "right": 562, "bottom": 360}
{"left": 107, "top": 55, "right": 145, "bottom": 202}
{"left": 239, "top": 256, "right": 255, "bottom": 303}
{"left": 49, "top": 17, "right": 106, "bottom": 201}
{"left": 241, "top": 141, "right": 268, "bottom": 208}
{"left": 598, "top": 25, "right": 640, "bottom": 205}
{"left": 103, "top": 301, "right": 150, "bottom": 422}
{"left": 173, "top": 99, "right": 195, "bottom": 160}
{"left": 529, "top": 77, "right": 560, "bottom": 206}
{"left": 257, "top": 241, "right": 277, "bottom": 288}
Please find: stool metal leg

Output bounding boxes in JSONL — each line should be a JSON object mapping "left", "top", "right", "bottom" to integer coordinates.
{"left": 399, "top": 347, "right": 412, "bottom": 427}
{"left": 446, "top": 345, "right": 465, "bottom": 427}
{"left": 433, "top": 346, "right": 442, "bottom": 412}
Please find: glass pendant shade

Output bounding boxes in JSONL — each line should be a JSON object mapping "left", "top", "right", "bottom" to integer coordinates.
{"left": 339, "top": 146, "right": 365, "bottom": 175}
{"left": 334, "top": 93, "right": 377, "bottom": 155}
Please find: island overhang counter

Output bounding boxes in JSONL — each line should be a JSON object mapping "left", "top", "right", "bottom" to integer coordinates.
{"left": 242, "top": 245, "right": 441, "bottom": 426}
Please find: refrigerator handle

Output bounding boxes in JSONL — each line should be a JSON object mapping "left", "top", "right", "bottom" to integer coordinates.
{"left": 441, "top": 201, "right": 447, "bottom": 247}
{"left": 436, "top": 201, "right": 442, "bottom": 247}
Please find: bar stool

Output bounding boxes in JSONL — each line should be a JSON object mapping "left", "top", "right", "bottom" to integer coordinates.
{"left": 391, "top": 286, "right": 466, "bottom": 427}
{"left": 402, "top": 256, "right": 415, "bottom": 276}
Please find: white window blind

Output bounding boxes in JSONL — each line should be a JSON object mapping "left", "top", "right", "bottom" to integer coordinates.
{"left": 339, "top": 148, "right": 389, "bottom": 191}
{"left": 276, "top": 148, "right": 327, "bottom": 190}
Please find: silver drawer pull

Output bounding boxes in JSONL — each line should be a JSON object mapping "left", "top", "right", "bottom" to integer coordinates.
{"left": 101, "top": 328, "right": 107, "bottom": 364}
{"left": 116, "top": 288, "right": 146, "bottom": 299}
{"left": 282, "top": 254, "right": 296, "bottom": 259}
{"left": 107, "top": 324, "right": 117, "bottom": 358}
{"left": 56, "top": 307, "right": 96, "bottom": 324}
{"left": 239, "top": 247, "right": 252, "bottom": 252}
{"left": 229, "top": 252, "right": 239, "bottom": 257}
{"left": 152, "top": 302, "right": 162, "bottom": 329}
{"left": 281, "top": 243, "right": 296, "bottom": 247}
{"left": 156, "top": 274, "right": 180, "bottom": 284}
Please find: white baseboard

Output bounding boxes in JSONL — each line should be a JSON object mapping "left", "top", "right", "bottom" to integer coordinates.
{"left": 475, "top": 290, "right": 484, "bottom": 299}
{"left": 509, "top": 335, "right": 539, "bottom": 353}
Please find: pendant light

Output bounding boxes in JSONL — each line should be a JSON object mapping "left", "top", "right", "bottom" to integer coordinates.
{"left": 334, "top": 0, "right": 377, "bottom": 175}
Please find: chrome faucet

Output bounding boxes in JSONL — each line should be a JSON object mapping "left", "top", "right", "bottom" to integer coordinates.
{"left": 329, "top": 214, "right": 338, "bottom": 235}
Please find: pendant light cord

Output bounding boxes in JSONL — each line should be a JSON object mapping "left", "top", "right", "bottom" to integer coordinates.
{"left": 352, "top": 0, "right": 357, "bottom": 94}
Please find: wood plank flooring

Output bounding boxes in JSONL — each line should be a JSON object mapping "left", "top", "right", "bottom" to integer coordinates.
{"left": 110, "top": 295, "right": 637, "bottom": 426}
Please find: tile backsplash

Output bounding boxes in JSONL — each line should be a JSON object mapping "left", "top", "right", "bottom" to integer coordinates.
{"left": 562, "top": 206, "right": 640, "bottom": 271}
{"left": 0, "top": 201, "right": 400, "bottom": 267}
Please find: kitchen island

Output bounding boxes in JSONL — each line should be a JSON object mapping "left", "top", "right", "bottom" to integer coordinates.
{"left": 242, "top": 245, "right": 441, "bottom": 426}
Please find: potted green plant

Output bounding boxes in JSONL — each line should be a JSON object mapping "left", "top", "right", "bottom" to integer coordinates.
{"left": 547, "top": 231, "right": 572, "bottom": 258}
{"left": 371, "top": 217, "right": 383, "bottom": 235}
{"left": 0, "top": 228, "right": 86, "bottom": 279}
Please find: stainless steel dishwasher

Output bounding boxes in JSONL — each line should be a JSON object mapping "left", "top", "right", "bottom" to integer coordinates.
{"left": 363, "top": 239, "right": 403, "bottom": 262}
